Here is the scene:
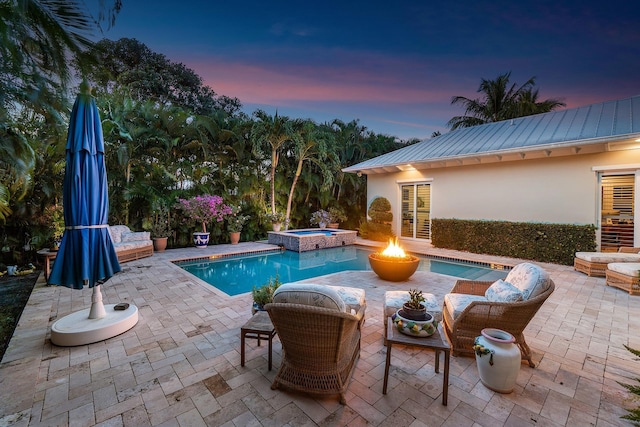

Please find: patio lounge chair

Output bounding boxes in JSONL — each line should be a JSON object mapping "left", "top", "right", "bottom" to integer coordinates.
{"left": 265, "top": 283, "right": 364, "bottom": 404}
{"left": 442, "top": 262, "right": 555, "bottom": 367}
{"left": 605, "top": 262, "right": 640, "bottom": 295}
{"left": 574, "top": 247, "right": 640, "bottom": 277}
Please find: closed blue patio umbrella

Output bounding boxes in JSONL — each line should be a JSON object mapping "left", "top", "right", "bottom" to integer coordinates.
{"left": 48, "top": 83, "right": 137, "bottom": 346}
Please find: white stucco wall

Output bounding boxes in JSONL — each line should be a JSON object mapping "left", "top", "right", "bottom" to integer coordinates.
{"left": 366, "top": 149, "right": 640, "bottom": 234}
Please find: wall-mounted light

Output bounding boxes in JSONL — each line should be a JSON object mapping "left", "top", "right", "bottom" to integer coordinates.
{"left": 357, "top": 171, "right": 362, "bottom": 177}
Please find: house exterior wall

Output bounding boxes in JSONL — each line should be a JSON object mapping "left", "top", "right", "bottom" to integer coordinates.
{"left": 366, "top": 149, "right": 640, "bottom": 235}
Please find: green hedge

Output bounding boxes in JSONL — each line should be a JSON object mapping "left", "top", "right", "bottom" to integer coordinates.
{"left": 431, "top": 219, "right": 597, "bottom": 265}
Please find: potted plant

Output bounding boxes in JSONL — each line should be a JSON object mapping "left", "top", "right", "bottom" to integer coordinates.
{"left": 176, "top": 194, "right": 232, "bottom": 248}
{"left": 266, "top": 211, "right": 285, "bottom": 231}
{"left": 327, "top": 207, "right": 347, "bottom": 229}
{"left": 402, "top": 288, "right": 427, "bottom": 320}
{"left": 149, "top": 203, "right": 172, "bottom": 252}
{"left": 251, "top": 275, "right": 282, "bottom": 313}
{"left": 226, "top": 205, "right": 250, "bottom": 245}
{"left": 310, "top": 209, "right": 331, "bottom": 228}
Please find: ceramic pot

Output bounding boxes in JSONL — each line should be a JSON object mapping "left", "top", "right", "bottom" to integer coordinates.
{"left": 193, "top": 232, "right": 210, "bottom": 248}
{"left": 153, "top": 237, "right": 168, "bottom": 252}
{"left": 474, "top": 328, "right": 521, "bottom": 393}
{"left": 272, "top": 222, "right": 282, "bottom": 232}
{"left": 318, "top": 222, "right": 327, "bottom": 229}
{"left": 327, "top": 223, "right": 339, "bottom": 229}
{"left": 230, "top": 231, "right": 240, "bottom": 245}
{"left": 392, "top": 309, "right": 436, "bottom": 337}
{"left": 401, "top": 302, "right": 427, "bottom": 320}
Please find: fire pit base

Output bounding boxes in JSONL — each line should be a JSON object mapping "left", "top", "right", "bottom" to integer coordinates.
{"left": 368, "top": 253, "right": 420, "bottom": 282}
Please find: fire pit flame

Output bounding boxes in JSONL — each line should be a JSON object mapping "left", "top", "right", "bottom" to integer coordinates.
{"left": 380, "top": 238, "right": 409, "bottom": 259}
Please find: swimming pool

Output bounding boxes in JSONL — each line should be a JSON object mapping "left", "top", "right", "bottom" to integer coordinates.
{"left": 176, "top": 246, "right": 508, "bottom": 296}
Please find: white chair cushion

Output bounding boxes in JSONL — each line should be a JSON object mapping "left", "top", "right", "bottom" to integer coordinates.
{"left": 607, "top": 262, "right": 640, "bottom": 276}
{"left": 444, "top": 293, "right": 487, "bottom": 319}
{"left": 108, "top": 225, "right": 131, "bottom": 244}
{"left": 273, "top": 283, "right": 346, "bottom": 312}
{"left": 326, "top": 285, "right": 365, "bottom": 313}
{"left": 485, "top": 279, "right": 523, "bottom": 303}
{"left": 384, "top": 290, "right": 442, "bottom": 321}
{"left": 575, "top": 252, "right": 640, "bottom": 263}
{"left": 122, "top": 231, "right": 151, "bottom": 242}
{"left": 505, "top": 262, "right": 551, "bottom": 300}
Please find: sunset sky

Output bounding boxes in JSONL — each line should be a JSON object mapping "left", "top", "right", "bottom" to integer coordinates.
{"left": 101, "top": 1, "right": 640, "bottom": 140}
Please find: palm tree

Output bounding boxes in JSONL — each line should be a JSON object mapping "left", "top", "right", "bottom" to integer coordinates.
{"left": 250, "top": 110, "right": 297, "bottom": 216}
{"left": 447, "top": 72, "right": 565, "bottom": 130}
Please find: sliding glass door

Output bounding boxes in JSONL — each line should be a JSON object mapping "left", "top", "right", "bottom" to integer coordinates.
{"left": 600, "top": 174, "right": 635, "bottom": 251}
{"left": 400, "top": 183, "right": 431, "bottom": 239}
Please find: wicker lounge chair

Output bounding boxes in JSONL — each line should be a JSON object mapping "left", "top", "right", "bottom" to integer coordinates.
{"left": 265, "top": 284, "right": 365, "bottom": 404}
{"left": 605, "top": 262, "right": 640, "bottom": 295}
{"left": 442, "top": 262, "right": 555, "bottom": 368}
{"left": 574, "top": 247, "right": 640, "bottom": 277}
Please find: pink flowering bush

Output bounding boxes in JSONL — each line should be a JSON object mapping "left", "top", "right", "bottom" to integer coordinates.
{"left": 176, "top": 195, "right": 232, "bottom": 233}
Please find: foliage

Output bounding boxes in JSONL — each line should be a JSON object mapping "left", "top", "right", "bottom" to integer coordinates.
{"left": 357, "top": 218, "right": 394, "bottom": 242}
{"left": 252, "top": 275, "right": 282, "bottom": 307}
{"left": 368, "top": 197, "right": 393, "bottom": 223}
{"left": 226, "top": 205, "right": 250, "bottom": 232}
{"left": 176, "top": 195, "right": 231, "bottom": 233}
{"left": 618, "top": 345, "right": 640, "bottom": 426}
{"left": 328, "top": 206, "right": 347, "bottom": 223}
{"left": 405, "top": 289, "right": 425, "bottom": 310}
{"left": 310, "top": 209, "right": 331, "bottom": 226}
{"left": 43, "top": 205, "right": 65, "bottom": 241}
{"left": 265, "top": 211, "right": 285, "bottom": 224}
{"left": 447, "top": 71, "right": 565, "bottom": 130}
{"left": 148, "top": 202, "right": 172, "bottom": 238}
{"left": 431, "top": 219, "right": 597, "bottom": 265}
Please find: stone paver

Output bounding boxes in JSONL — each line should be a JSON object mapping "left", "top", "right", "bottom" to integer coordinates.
{"left": 1, "top": 239, "right": 638, "bottom": 426}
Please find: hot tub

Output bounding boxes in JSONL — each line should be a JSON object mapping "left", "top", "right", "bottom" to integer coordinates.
{"left": 268, "top": 228, "right": 358, "bottom": 252}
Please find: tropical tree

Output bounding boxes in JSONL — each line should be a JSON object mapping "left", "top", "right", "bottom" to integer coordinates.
{"left": 82, "top": 38, "right": 241, "bottom": 116}
{"left": 447, "top": 72, "right": 565, "bottom": 130}
{"left": 251, "top": 110, "right": 298, "bottom": 216}
{"left": 284, "top": 120, "right": 336, "bottom": 227}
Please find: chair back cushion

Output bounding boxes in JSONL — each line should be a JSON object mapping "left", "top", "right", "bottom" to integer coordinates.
{"left": 108, "top": 225, "right": 131, "bottom": 244}
{"left": 273, "top": 283, "right": 346, "bottom": 312}
{"left": 485, "top": 279, "right": 523, "bottom": 302}
{"left": 122, "top": 231, "right": 151, "bottom": 242}
{"left": 505, "top": 263, "right": 551, "bottom": 300}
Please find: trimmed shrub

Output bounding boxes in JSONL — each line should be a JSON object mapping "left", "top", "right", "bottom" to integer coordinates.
{"left": 369, "top": 197, "right": 392, "bottom": 224}
{"left": 431, "top": 218, "right": 596, "bottom": 265}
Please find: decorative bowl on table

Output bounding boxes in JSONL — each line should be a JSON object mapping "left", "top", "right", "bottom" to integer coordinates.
{"left": 392, "top": 309, "right": 436, "bottom": 337}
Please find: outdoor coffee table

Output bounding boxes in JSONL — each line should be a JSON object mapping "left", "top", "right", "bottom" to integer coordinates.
{"left": 240, "top": 311, "right": 276, "bottom": 371}
{"left": 383, "top": 317, "right": 450, "bottom": 405}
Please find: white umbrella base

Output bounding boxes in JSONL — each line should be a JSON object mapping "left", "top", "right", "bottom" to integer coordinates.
{"left": 50, "top": 304, "right": 138, "bottom": 346}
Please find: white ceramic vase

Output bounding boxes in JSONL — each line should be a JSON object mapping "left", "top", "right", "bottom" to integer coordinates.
{"left": 474, "top": 328, "right": 521, "bottom": 393}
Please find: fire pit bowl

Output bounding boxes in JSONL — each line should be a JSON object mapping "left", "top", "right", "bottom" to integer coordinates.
{"left": 368, "top": 252, "right": 420, "bottom": 282}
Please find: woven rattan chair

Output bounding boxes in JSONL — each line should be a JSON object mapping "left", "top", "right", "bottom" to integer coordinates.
{"left": 442, "top": 264, "right": 555, "bottom": 368}
{"left": 265, "top": 302, "right": 363, "bottom": 404}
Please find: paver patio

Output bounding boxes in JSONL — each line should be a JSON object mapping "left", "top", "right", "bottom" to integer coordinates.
{"left": 1, "top": 239, "right": 638, "bottom": 426}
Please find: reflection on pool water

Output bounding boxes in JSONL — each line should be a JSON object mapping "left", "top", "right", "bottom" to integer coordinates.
{"left": 286, "top": 230, "right": 335, "bottom": 236}
{"left": 176, "top": 246, "right": 508, "bottom": 296}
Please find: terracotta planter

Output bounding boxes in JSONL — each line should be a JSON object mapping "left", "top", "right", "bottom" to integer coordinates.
{"left": 474, "top": 328, "right": 521, "bottom": 393}
{"left": 230, "top": 231, "right": 241, "bottom": 244}
{"left": 368, "top": 253, "right": 420, "bottom": 281}
{"left": 193, "top": 232, "right": 210, "bottom": 248}
{"left": 327, "top": 223, "right": 339, "bottom": 229}
{"left": 152, "top": 237, "right": 168, "bottom": 252}
{"left": 272, "top": 222, "right": 282, "bottom": 232}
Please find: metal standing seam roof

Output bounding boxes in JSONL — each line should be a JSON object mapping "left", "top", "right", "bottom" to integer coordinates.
{"left": 344, "top": 95, "right": 640, "bottom": 174}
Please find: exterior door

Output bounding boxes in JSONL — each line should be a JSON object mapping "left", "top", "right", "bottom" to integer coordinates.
{"left": 400, "top": 183, "right": 431, "bottom": 239}
{"left": 600, "top": 174, "right": 635, "bottom": 251}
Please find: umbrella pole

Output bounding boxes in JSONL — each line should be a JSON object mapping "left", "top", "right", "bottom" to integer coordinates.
{"left": 88, "top": 285, "right": 107, "bottom": 319}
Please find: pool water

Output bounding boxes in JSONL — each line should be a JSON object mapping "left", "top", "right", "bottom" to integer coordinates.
{"left": 286, "top": 230, "right": 335, "bottom": 236}
{"left": 177, "top": 246, "right": 508, "bottom": 296}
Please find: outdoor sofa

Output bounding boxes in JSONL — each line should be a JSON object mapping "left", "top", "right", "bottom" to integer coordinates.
{"left": 574, "top": 247, "right": 640, "bottom": 277}
{"left": 442, "top": 262, "right": 555, "bottom": 368}
{"left": 605, "top": 262, "right": 640, "bottom": 295}
{"left": 108, "top": 225, "right": 153, "bottom": 263}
